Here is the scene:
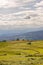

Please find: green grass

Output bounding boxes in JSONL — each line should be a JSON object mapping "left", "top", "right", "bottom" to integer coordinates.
{"left": 0, "top": 40, "right": 43, "bottom": 65}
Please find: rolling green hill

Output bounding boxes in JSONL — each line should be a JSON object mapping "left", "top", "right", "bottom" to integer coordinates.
{"left": 0, "top": 40, "right": 43, "bottom": 65}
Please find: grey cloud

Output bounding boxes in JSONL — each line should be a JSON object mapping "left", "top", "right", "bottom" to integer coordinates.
{"left": 0, "top": 0, "right": 36, "bottom": 14}
{"left": 0, "top": 0, "right": 43, "bottom": 30}
{"left": 0, "top": 7, "right": 21, "bottom": 14}
{"left": 24, "top": 16, "right": 31, "bottom": 19}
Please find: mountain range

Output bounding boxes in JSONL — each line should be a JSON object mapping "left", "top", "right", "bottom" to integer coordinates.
{"left": 0, "top": 30, "right": 43, "bottom": 41}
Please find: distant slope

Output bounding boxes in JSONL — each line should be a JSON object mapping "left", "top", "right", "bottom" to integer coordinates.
{"left": 18, "top": 30, "right": 43, "bottom": 40}
{"left": 0, "top": 30, "right": 43, "bottom": 41}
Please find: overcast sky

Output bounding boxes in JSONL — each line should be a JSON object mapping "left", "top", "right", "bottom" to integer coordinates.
{"left": 0, "top": 0, "right": 43, "bottom": 31}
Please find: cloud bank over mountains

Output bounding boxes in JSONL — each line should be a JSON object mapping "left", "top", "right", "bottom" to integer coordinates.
{"left": 0, "top": 0, "right": 43, "bottom": 30}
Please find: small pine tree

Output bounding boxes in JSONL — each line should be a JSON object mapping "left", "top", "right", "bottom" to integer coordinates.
{"left": 2, "top": 40, "right": 6, "bottom": 42}
{"left": 16, "top": 38, "right": 19, "bottom": 41}
{"left": 27, "top": 42, "right": 31, "bottom": 45}
{"left": 22, "top": 39, "right": 25, "bottom": 41}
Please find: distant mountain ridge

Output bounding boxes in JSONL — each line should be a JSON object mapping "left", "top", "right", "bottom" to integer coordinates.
{"left": 18, "top": 30, "right": 43, "bottom": 40}
{"left": 0, "top": 30, "right": 43, "bottom": 41}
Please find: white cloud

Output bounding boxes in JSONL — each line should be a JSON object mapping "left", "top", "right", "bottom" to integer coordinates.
{"left": 0, "top": 0, "right": 35, "bottom": 8}
{"left": 0, "top": 0, "right": 43, "bottom": 30}
{"left": 35, "top": 0, "right": 43, "bottom": 7}
{"left": 0, "top": 8, "right": 43, "bottom": 28}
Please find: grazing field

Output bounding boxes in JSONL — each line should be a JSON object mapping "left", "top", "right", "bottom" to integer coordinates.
{"left": 0, "top": 40, "right": 43, "bottom": 65}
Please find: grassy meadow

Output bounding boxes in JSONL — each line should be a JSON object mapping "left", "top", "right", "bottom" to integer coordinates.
{"left": 0, "top": 40, "right": 43, "bottom": 65}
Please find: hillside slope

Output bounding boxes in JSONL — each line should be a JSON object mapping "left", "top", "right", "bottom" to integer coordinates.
{"left": 0, "top": 30, "right": 43, "bottom": 40}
